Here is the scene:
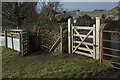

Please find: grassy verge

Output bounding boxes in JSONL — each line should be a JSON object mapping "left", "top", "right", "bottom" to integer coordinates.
{"left": 2, "top": 47, "right": 110, "bottom": 78}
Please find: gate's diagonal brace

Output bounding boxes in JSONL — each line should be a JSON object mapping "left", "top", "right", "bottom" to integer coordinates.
{"left": 74, "top": 29, "right": 93, "bottom": 55}
{"left": 73, "top": 29, "right": 93, "bottom": 53}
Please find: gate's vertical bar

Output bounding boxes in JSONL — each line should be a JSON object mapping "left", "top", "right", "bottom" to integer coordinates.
{"left": 100, "top": 27, "right": 103, "bottom": 65}
{"left": 93, "top": 24, "right": 96, "bottom": 59}
{"left": 96, "top": 17, "right": 100, "bottom": 60}
{"left": 68, "top": 18, "right": 72, "bottom": 54}
{"left": 71, "top": 24, "right": 73, "bottom": 53}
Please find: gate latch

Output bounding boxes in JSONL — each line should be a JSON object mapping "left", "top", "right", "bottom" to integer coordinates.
{"left": 93, "top": 44, "right": 98, "bottom": 47}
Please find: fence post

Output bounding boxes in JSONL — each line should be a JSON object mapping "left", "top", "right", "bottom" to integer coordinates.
{"left": 4, "top": 31, "right": 7, "bottom": 48}
{"left": 60, "top": 25, "right": 63, "bottom": 54}
{"left": 19, "top": 33, "right": 21, "bottom": 54}
{"left": 96, "top": 17, "right": 101, "bottom": 60}
{"left": 93, "top": 24, "right": 96, "bottom": 59}
{"left": 100, "top": 27, "right": 103, "bottom": 65}
{"left": 20, "top": 32, "right": 24, "bottom": 56}
{"left": 11, "top": 34, "right": 14, "bottom": 50}
{"left": 68, "top": 18, "right": 72, "bottom": 54}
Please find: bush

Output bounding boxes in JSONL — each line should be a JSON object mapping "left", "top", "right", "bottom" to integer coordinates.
{"left": 76, "top": 14, "right": 95, "bottom": 26}
{"left": 58, "top": 15, "right": 72, "bottom": 23}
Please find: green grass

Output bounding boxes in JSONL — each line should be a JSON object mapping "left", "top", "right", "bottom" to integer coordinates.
{"left": 2, "top": 47, "right": 110, "bottom": 78}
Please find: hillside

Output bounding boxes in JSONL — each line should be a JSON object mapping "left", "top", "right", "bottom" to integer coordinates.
{"left": 80, "top": 6, "right": 119, "bottom": 17}
{"left": 55, "top": 6, "right": 120, "bottom": 20}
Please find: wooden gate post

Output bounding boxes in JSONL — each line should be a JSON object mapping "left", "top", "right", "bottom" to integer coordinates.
{"left": 96, "top": 17, "right": 101, "bottom": 60}
{"left": 20, "top": 32, "right": 24, "bottom": 56}
{"left": 68, "top": 18, "right": 72, "bottom": 54}
{"left": 11, "top": 34, "right": 14, "bottom": 50}
{"left": 4, "top": 31, "right": 7, "bottom": 48}
{"left": 19, "top": 33, "right": 21, "bottom": 54}
{"left": 93, "top": 24, "right": 96, "bottom": 59}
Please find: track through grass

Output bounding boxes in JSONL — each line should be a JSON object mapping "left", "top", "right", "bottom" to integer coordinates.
{"left": 2, "top": 47, "right": 111, "bottom": 78}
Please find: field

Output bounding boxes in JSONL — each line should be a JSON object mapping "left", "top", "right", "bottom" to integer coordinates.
{"left": 2, "top": 47, "right": 120, "bottom": 78}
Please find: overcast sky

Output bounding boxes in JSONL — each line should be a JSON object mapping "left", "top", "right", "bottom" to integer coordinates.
{"left": 1, "top": 0, "right": 120, "bottom": 2}
{"left": 60, "top": 0, "right": 119, "bottom": 2}
{"left": 62, "top": 2, "right": 118, "bottom": 11}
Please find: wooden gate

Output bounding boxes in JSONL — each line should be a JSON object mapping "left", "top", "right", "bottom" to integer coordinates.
{"left": 68, "top": 17, "right": 101, "bottom": 59}
{"left": 72, "top": 25, "right": 96, "bottom": 58}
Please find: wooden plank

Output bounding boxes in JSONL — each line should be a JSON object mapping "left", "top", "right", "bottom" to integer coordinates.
{"left": 20, "top": 32, "right": 24, "bottom": 56}
{"left": 19, "top": 33, "right": 21, "bottom": 53}
{"left": 73, "top": 41, "right": 93, "bottom": 46}
{"left": 10, "top": 29, "right": 23, "bottom": 32}
{"left": 73, "top": 28, "right": 94, "bottom": 56}
{"left": 73, "top": 29, "right": 93, "bottom": 53}
{"left": 73, "top": 26, "right": 94, "bottom": 30}
{"left": 68, "top": 18, "right": 72, "bottom": 54}
{"left": 74, "top": 29, "right": 93, "bottom": 38}
{"left": 10, "top": 32, "right": 19, "bottom": 35}
{"left": 71, "top": 24, "right": 73, "bottom": 53}
{"left": 96, "top": 17, "right": 100, "bottom": 60}
{"left": 0, "top": 33, "right": 5, "bottom": 35}
{"left": 74, "top": 51, "right": 93, "bottom": 57}
{"left": 49, "top": 36, "right": 61, "bottom": 53}
{"left": 1, "top": 33, "right": 12, "bottom": 36}
{"left": 7, "top": 34, "right": 11, "bottom": 36}
{"left": 73, "top": 34, "right": 93, "bottom": 38}
{"left": 11, "top": 34, "right": 14, "bottom": 50}
{"left": 93, "top": 24, "right": 96, "bottom": 59}
{"left": 73, "top": 46, "right": 93, "bottom": 52}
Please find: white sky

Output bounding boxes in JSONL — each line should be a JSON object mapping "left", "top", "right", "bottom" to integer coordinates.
{"left": 61, "top": 0, "right": 119, "bottom": 2}
{"left": 1, "top": 0, "right": 120, "bottom": 2}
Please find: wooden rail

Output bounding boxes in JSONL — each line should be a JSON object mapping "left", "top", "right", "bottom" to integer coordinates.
{"left": 74, "top": 51, "right": 93, "bottom": 57}
{"left": 73, "top": 34, "right": 93, "bottom": 38}
{"left": 49, "top": 26, "right": 63, "bottom": 53}
{"left": 73, "top": 46, "right": 93, "bottom": 52}
{"left": 73, "top": 41, "right": 93, "bottom": 46}
{"left": 73, "top": 26, "right": 94, "bottom": 30}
